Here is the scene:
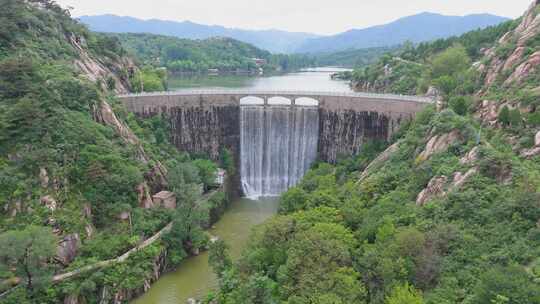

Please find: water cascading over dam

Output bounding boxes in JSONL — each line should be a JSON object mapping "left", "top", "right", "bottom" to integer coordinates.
{"left": 240, "top": 98, "right": 319, "bottom": 198}
{"left": 119, "top": 90, "right": 432, "bottom": 197}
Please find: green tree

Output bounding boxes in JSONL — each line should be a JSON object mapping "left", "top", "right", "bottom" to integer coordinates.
{"left": 279, "top": 186, "right": 309, "bottom": 213}
{"left": 448, "top": 96, "right": 470, "bottom": 116}
{"left": 0, "top": 226, "right": 57, "bottom": 290}
{"left": 278, "top": 223, "right": 362, "bottom": 303}
{"left": 164, "top": 162, "right": 207, "bottom": 265}
{"left": 498, "top": 106, "right": 511, "bottom": 126}
{"left": 193, "top": 159, "right": 218, "bottom": 191}
{"left": 385, "top": 283, "right": 424, "bottom": 304}
{"left": 432, "top": 75, "right": 458, "bottom": 96}
{"left": 209, "top": 239, "right": 232, "bottom": 279}
{"left": 473, "top": 266, "right": 540, "bottom": 304}
{"left": 508, "top": 108, "right": 522, "bottom": 127}
{"left": 430, "top": 45, "right": 471, "bottom": 79}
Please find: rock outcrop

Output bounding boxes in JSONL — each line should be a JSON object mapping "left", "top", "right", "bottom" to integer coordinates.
{"left": 416, "top": 168, "right": 478, "bottom": 205}
{"left": 152, "top": 191, "right": 177, "bottom": 209}
{"left": 137, "top": 182, "right": 155, "bottom": 209}
{"left": 475, "top": 100, "right": 501, "bottom": 125}
{"left": 460, "top": 146, "right": 480, "bottom": 165}
{"left": 521, "top": 130, "right": 540, "bottom": 157}
{"left": 483, "top": 0, "right": 540, "bottom": 86}
{"left": 504, "top": 51, "right": 540, "bottom": 85}
{"left": 451, "top": 168, "right": 478, "bottom": 190}
{"left": 69, "top": 34, "right": 133, "bottom": 95}
{"left": 416, "top": 176, "right": 448, "bottom": 205}
{"left": 39, "top": 168, "right": 49, "bottom": 189}
{"left": 94, "top": 101, "right": 139, "bottom": 146}
{"left": 57, "top": 234, "right": 81, "bottom": 265}
{"left": 418, "top": 130, "right": 462, "bottom": 162}
{"left": 40, "top": 195, "right": 57, "bottom": 211}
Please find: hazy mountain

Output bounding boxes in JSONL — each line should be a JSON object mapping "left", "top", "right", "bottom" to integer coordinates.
{"left": 296, "top": 12, "right": 509, "bottom": 53}
{"left": 79, "top": 13, "right": 508, "bottom": 54}
{"left": 78, "top": 15, "right": 320, "bottom": 53}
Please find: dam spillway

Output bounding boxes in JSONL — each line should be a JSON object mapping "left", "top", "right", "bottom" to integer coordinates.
{"left": 240, "top": 101, "right": 319, "bottom": 198}
{"left": 119, "top": 90, "right": 433, "bottom": 196}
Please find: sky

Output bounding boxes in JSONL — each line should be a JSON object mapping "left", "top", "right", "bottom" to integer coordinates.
{"left": 55, "top": 0, "right": 533, "bottom": 35}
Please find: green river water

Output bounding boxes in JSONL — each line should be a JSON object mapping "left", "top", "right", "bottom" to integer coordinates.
{"left": 132, "top": 198, "right": 279, "bottom": 304}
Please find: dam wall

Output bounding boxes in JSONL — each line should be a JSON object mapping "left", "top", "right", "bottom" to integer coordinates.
{"left": 120, "top": 91, "right": 431, "bottom": 163}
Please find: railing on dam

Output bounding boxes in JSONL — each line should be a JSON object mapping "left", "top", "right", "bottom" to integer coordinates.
{"left": 117, "top": 89, "right": 435, "bottom": 104}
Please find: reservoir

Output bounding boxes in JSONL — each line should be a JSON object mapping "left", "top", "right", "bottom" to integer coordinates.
{"left": 167, "top": 67, "right": 353, "bottom": 92}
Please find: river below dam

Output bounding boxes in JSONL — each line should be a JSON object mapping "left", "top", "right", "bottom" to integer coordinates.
{"left": 133, "top": 67, "right": 349, "bottom": 303}
{"left": 132, "top": 198, "right": 279, "bottom": 304}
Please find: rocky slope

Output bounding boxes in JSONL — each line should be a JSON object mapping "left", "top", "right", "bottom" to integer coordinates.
{"left": 0, "top": 2, "right": 214, "bottom": 303}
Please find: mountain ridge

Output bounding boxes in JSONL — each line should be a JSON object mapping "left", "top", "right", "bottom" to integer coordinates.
{"left": 80, "top": 12, "right": 509, "bottom": 54}
{"left": 297, "top": 12, "right": 510, "bottom": 53}
{"left": 78, "top": 14, "right": 321, "bottom": 53}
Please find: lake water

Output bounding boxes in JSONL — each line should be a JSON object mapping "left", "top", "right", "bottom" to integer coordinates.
{"left": 132, "top": 198, "right": 279, "bottom": 304}
{"left": 167, "top": 67, "right": 353, "bottom": 92}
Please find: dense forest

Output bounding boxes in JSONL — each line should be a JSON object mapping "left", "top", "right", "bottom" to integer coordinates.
{"left": 0, "top": 1, "right": 230, "bottom": 303}
{"left": 315, "top": 46, "right": 400, "bottom": 68}
{"left": 113, "top": 33, "right": 317, "bottom": 74}
{"left": 207, "top": 2, "right": 540, "bottom": 304}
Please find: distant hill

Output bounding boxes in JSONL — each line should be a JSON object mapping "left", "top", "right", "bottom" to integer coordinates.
{"left": 78, "top": 15, "right": 320, "bottom": 54}
{"left": 296, "top": 12, "right": 509, "bottom": 53}
{"left": 314, "top": 46, "right": 400, "bottom": 68}
{"left": 110, "top": 33, "right": 316, "bottom": 73}
{"left": 80, "top": 13, "right": 508, "bottom": 55}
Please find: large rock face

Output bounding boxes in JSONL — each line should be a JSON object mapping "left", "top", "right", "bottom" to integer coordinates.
{"left": 69, "top": 34, "right": 133, "bottom": 94}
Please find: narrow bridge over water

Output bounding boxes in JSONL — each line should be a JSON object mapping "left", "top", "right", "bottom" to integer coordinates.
{"left": 119, "top": 90, "right": 433, "bottom": 164}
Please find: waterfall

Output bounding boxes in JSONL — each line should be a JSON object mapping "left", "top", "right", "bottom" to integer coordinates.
{"left": 240, "top": 104, "right": 319, "bottom": 198}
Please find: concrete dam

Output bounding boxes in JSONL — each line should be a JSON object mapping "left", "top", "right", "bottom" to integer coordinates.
{"left": 119, "top": 90, "right": 433, "bottom": 197}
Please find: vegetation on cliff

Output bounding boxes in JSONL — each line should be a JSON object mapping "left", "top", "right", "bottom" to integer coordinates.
{"left": 0, "top": 1, "right": 227, "bottom": 303}
{"left": 209, "top": 2, "right": 540, "bottom": 304}
{"left": 351, "top": 19, "right": 521, "bottom": 95}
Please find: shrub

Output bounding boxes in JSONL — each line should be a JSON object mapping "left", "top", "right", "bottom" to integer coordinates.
{"left": 448, "top": 96, "right": 471, "bottom": 116}
{"left": 473, "top": 265, "right": 540, "bottom": 304}
{"left": 386, "top": 283, "right": 424, "bottom": 304}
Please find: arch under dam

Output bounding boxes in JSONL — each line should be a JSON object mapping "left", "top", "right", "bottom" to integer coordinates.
{"left": 118, "top": 90, "right": 433, "bottom": 197}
